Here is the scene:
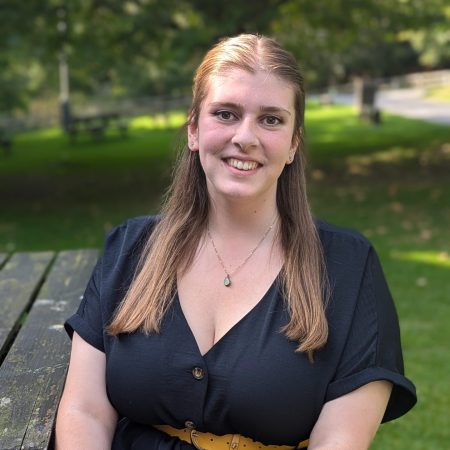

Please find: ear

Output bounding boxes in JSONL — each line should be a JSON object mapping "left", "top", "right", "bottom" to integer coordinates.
{"left": 286, "top": 136, "right": 299, "bottom": 165}
{"left": 187, "top": 121, "right": 199, "bottom": 152}
{"left": 286, "top": 151, "right": 295, "bottom": 164}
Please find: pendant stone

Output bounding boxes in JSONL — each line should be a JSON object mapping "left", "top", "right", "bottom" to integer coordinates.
{"left": 224, "top": 276, "right": 231, "bottom": 287}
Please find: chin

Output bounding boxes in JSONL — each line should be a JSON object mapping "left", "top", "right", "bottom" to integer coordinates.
{"left": 208, "top": 179, "right": 275, "bottom": 203}
{"left": 222, "top": 186, "right": 271, "bottom": 202}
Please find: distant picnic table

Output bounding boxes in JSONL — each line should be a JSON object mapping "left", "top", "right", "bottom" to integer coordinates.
{"left": 0, "top": 250, "right": 98, "bottom": 449}
{"left": 0, "top": 118, "right": 24, "bottom": 156}
{"left": 0, "top": 127, "right": 12, "bottom": 156}
{"left": 67, "top": 112, "right": 128, "bottom": 141}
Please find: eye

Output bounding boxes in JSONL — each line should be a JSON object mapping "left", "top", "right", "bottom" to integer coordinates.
{"left": 214, "top": 110, "right": 237, "bottom": 121}
{"left": 262, "top": 115, "right": 282, "bottom": 126}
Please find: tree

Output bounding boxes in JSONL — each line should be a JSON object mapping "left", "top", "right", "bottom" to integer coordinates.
{"left": 271, "top": 0, "right": 449, "bottom": 87}
{"left": 1, "top": 0, "right": 448, "bottom": 115}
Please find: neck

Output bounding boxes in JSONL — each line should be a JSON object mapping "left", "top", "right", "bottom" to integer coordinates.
{"left": 207, "top": 195, "right": 279, "bottom": 239}
{"left": 203, "top": 192, "right": 282, "bottom": 288}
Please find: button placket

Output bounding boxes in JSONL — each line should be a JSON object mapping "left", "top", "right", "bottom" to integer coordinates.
{"left": 181, "top": 357, "right": 208, "bottom": 433}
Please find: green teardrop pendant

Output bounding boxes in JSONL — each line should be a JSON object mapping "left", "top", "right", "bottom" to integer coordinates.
{"left": 224, "top": 276, "right": 231, "bottom": 287}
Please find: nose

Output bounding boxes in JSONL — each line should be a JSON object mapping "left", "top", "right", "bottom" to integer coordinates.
{"left": 231, "top": 118, "right": 259, "bottom": 152}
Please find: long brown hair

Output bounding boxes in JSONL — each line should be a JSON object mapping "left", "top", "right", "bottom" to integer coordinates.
{"left": 108, "top": 34, "right": 329, "bottom": 354}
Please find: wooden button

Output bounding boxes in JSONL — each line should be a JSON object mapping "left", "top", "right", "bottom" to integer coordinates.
{"left": 192, "top": 367, "right": 204, "bottom": 380}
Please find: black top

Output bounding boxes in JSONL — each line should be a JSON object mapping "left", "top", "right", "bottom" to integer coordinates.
{"left": 65, "top": 215, "right": 416, "bottom": 449}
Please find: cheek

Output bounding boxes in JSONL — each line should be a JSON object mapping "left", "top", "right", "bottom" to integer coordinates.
{"left": 267, "top": 134, "right": 293, "bottom": 156}
{"left": 199, "top": 123, "right": 231, "bottom": 149}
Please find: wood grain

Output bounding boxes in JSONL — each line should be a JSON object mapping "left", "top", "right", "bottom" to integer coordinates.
{"left": 0, "top": 249, "right": 98, "bottom": 449}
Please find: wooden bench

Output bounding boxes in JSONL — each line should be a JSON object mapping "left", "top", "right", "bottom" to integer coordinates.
{"left": 67, "top": 112, "right": 128, "bottom": 142}
{"left": 0, "top": 128, "right": 13, "bottom": 157}
{"left": 0, "top": 250, "right": 98, "bottom": 449}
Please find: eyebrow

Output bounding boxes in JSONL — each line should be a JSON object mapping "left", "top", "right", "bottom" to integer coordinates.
{"left": 208, "top": 102, "right": 292, "bottom": 116}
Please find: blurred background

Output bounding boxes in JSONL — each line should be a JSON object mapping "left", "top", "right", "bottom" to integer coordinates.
{"left": 0, "top": 1, "right": 449, "bottom": 448}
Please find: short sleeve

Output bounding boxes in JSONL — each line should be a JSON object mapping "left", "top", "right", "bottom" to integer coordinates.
{"left": 64, "top": 215, "right": 158, "bottom": 353}
{"left": 326, "top": 247, "right": 417, "bottom": 422}
{"left": 65, "top": 256, "right": 105, "bottom": 352}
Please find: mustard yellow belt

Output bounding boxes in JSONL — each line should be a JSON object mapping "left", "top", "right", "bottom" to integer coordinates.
{"left": 154, "top": 424, "right": 309, "bottom": 450}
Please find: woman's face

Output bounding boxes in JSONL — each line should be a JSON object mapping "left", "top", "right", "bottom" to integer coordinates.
{"left": 188, "top": 68, "right": 297, "bottom": 206}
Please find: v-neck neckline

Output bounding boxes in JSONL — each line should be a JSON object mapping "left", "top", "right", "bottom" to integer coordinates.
{"left": 175, "top": 274, "right": 281, "bottom": 358}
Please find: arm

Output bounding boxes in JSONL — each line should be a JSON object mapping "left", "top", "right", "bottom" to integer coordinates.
{"left": 55, "top": 333, "right": 194, "bottom": 450}
{"left": 55, "top": 332, "right": 118, "bottom": 450}
{"left": 308, "top": 380, "right": 392, "bottom": 450}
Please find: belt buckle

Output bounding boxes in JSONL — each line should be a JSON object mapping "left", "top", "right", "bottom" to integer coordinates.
{"left": 190, "top": 429, "right": 240, "bottom": 450}
{"left": 229, "top": 434, "right": 240, "bottom": 449}
{"left": 190, "top": 429, "right": 205, "bottom": 450}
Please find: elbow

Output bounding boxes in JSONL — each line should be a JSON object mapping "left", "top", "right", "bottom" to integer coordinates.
{"left": 55, "top": 402, "right": 117, "bottom": 449}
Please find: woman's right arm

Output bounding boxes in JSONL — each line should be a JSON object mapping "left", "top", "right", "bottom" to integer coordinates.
{"left": 55, "top": 332, "right": 118, "bottom": 450}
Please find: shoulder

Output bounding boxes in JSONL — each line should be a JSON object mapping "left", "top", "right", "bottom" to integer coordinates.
{"left": 103, "top": 215, "right": 160, "bottom": 256}
{"left": 315, "top": 218, "right": 373, "bottom": 265}
{"left": 314, "top": 219, "right": 383, "bottom": 301}
{"left": 98, "top": 215, "right": 160, "bottom": 277}
{"left": 315, "top": 218, "right": 371, "bottom": 248}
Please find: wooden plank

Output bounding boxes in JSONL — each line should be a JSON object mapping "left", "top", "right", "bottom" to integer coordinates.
{"left": 0, "top": 249, "right": 98, "bottom": 450}
{"left": 0, "top": 252, "right": 55, "bottom": 359}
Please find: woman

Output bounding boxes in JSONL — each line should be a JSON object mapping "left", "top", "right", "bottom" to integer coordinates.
{"left": 56, "top": 34, "right": 416, "bottom": 449}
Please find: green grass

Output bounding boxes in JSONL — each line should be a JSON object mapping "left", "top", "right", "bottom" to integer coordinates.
{"left": 1, "top": 105, "right": 450, "bottom": 448}
{"left": 1, "top": 115, "right": 185, "bottom": 250}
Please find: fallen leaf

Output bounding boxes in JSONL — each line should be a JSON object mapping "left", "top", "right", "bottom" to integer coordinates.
{"left": 377, "top": 226, "right": 388, "bottom": 235}
{"left": 389, "top": 202, "right": 404, "bottom": 213}
{"left": 430, "top": 189, "right": 441, "bottom": 200}
{"left": 311, "top": 169, "right": 325, "bottom": 181}
{"left": 416, "top": 277, "right": 428, "bottom": 287}
{"left": 419, "top": 229, "right": 432, "bottom": 240}
{"left": 387, "top": 185, "right": 398, "bottom": 197}
{"left": 401, "top": 221, "right": 413, "bottom": 230}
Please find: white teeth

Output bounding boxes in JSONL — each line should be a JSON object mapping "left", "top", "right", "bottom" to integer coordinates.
{"left": 227, "top": 158, "right": 258, "bottom": 171}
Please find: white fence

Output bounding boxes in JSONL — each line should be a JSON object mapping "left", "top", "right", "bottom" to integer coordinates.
{"left": 2, "top": 70, "right": 449, "bottom": 131}
{"left": 0, "top": 94, "right": 192, "bottom": 132}
{"left": 387, "top": 69, "right": 450, "bottom": 89}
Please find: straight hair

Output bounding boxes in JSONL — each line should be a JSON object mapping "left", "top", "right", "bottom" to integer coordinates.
{"left": 107, "top": 34, "right": 329, "bottom": 355}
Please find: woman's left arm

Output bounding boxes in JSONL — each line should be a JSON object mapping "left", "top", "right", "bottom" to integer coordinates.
{"left": 308, "top": 380, "right": 392, "bottom": 450}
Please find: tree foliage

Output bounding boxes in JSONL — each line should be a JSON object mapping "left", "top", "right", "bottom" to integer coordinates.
{"left": 272, "top": 0, "right": 449, "bottom": 87}
{"left": 1, "top": 0, "right": 448, "bottom": 113}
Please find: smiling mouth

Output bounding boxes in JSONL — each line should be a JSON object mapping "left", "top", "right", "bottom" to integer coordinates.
{"left": 226, "top": 158, "right": 259, "bottom": 171}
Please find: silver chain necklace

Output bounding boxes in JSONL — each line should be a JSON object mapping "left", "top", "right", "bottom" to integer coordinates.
{"left": 206, "top": 218, "right": 277, "bottom": 287}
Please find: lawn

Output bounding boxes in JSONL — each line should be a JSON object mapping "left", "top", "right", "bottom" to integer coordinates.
{"left": 1, "top": 104, "right": 449, "bottom": 448}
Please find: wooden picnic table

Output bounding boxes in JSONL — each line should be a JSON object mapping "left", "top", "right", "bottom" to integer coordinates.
{"left": 67, "top": 112, "right": 128, "bottom": 141}
{"left": 1, "top": 118, "right": 24, "bottom": 157}
{"left": 0, "top": 128, "right": 13, "bottom": 156}
{"left": 0, "top": 249, "right": 98, "bottom": 449}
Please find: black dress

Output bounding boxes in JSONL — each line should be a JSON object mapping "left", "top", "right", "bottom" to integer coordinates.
{"left": 65, "top": 216, "right": 417, "bottom": 449}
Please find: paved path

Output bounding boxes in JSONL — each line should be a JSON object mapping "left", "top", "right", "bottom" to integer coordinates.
{"left": 330, "top": 88, "right": 450, "bottom": 125}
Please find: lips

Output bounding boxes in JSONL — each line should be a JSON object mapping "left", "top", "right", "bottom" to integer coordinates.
{"left": 226, "top": 158, "right": 259, "bottom": 171}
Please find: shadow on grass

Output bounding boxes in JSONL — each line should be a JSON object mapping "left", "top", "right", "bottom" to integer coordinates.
{"left": 1, "top": 106, "right": 449, "bottom": 252}
{"left": 306, "top": 104, "right": 450, "bottom": 165}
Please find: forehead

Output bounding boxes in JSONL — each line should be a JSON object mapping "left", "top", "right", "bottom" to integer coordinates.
{"left": 204, "top": 68, "right": 295, "bottom": 110}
